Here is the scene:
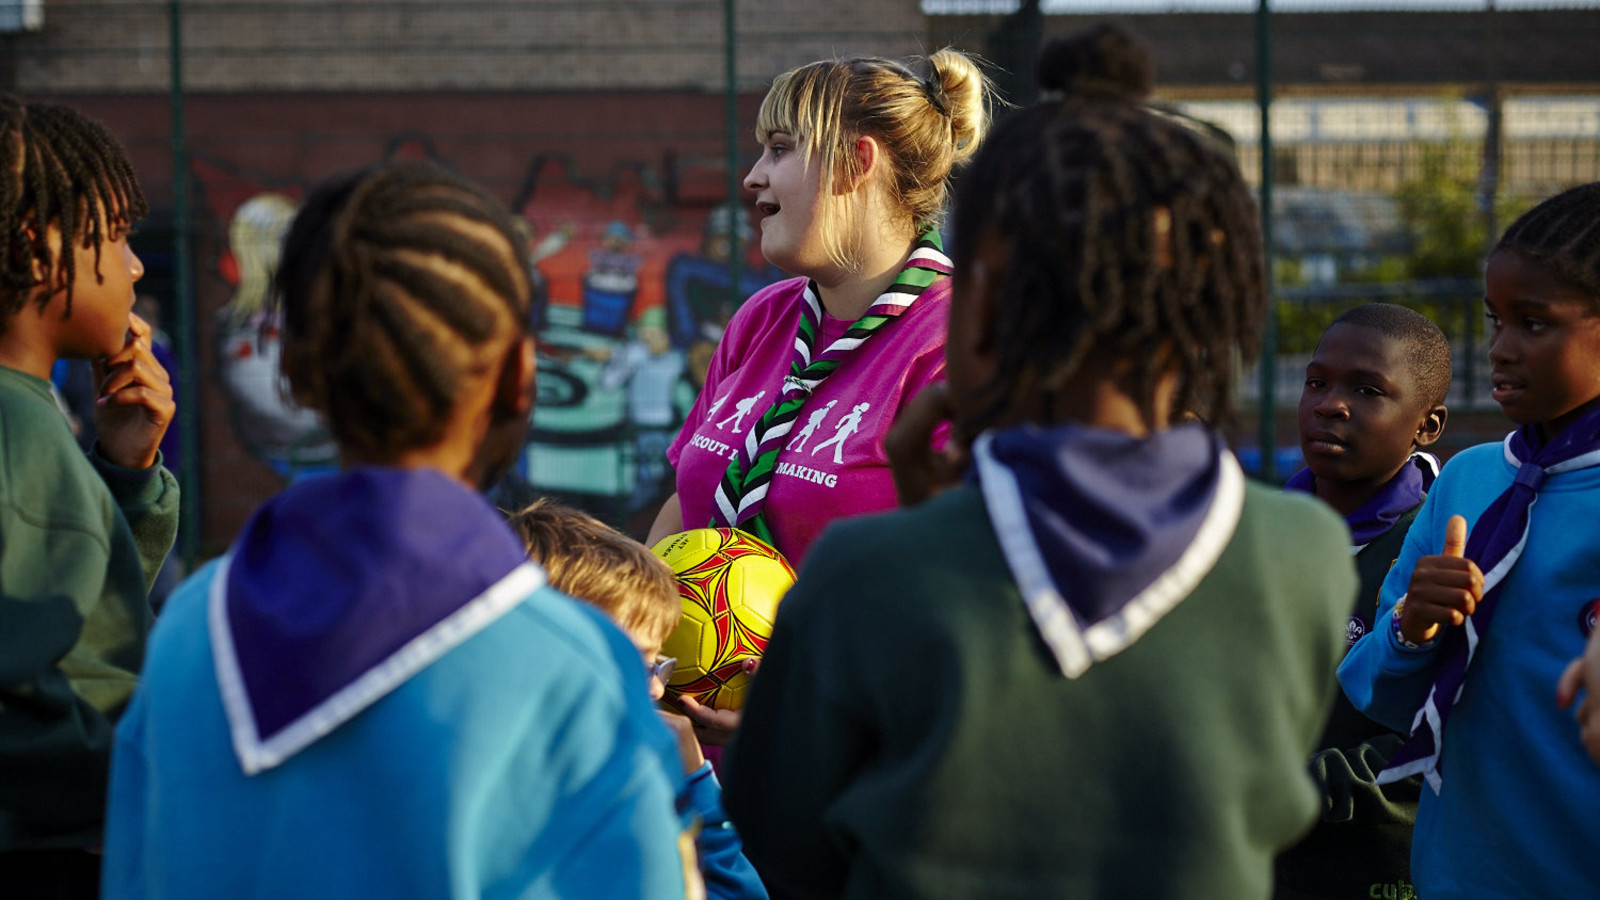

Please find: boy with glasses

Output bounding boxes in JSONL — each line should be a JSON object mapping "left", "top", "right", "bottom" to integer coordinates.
{"left": 506, "top": 500, "right": 767, "bottom": 900}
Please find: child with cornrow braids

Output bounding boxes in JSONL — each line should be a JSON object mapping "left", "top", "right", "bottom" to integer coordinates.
{"left": 102, "top": 161, "right": 699, "bottom": 900}
{"left": 1339, "top": 182, "right": 1600, "bottom": 898}
{"left": 0, "top": 97, "right": 178, "bottom": 898}
{"left": 722, "top": 24, "right": 1355, "bottom": 900}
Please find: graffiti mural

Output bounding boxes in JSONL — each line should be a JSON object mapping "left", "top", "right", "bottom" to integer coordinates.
{"left": 508, "top": 155, "right": 782, "bottom": 532}
{"left": 197, "top": 147, "right": 782, "bottom": 534}
{"left": 213, "top": 191, "right": 340, "bottom": 480}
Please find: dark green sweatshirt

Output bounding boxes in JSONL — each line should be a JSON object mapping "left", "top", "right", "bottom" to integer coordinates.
{"left": 0, "top": 365, "right": 178, "bottom": 852}
{"left": 725, "top": 481, "right": 1354, "bottom": 900}
{"left": 1274, "top": 507, "right": 1423, "bottom": 900}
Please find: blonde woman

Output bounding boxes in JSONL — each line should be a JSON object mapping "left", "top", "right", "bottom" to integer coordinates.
{"left": 647, "top": 50, "right": 991, "bottom": 747}
{"left": 650, "top": 50, "right": 991, "bottom": 567}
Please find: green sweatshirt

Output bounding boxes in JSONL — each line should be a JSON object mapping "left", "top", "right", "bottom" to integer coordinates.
{"left": 0, "top": 365, "right": 178, "bottom": 852}
{"left": 724, "top": 480, "right": 1354, "bottom": 900}
{"left": 1274, "top": 507, "right": 1422, "bottom": 900}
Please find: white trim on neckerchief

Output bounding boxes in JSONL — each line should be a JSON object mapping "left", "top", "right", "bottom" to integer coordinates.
{"left": 973, "top": 433, "right": 1246, "bottom": 679}
{"left": 211, "top": 558, "right": 547, "bottom": 775}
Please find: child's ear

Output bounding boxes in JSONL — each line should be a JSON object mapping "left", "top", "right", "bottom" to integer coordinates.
{"left": 1414, "top": 404, "right": 1448, "bottom": 449}
{"left": 494, "top": 334, "right": 538, "bottom": 417}
{"left": 279, "top": 345, "right": 317, "bottom": 410}
{"left": 22, "top": 222, "right": 53, "bottom": 287}
{"left": 962, "top": 251, "right": 1001, "bottom": 356}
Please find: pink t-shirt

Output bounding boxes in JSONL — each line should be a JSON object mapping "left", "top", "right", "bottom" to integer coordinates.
{"left": 668, "top": 276, "right": 950, "bottom": 566}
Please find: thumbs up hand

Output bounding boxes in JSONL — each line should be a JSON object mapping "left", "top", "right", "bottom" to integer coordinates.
{"left": 1400, "top": 515, "right": 1484, "bottom": 646}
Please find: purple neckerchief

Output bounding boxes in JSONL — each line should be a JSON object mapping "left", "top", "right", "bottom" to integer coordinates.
{"left": 210, "top": 467, "right": 544, "bottom": 775}
{"left": 1379, "top": 404, "right": 1600, "bottom": 794}
{"left": 971, "top": 422, "right": 1245, "bottom": 678}
{"left": 1285, "top": 452, "right": 1440, "bottom": 549}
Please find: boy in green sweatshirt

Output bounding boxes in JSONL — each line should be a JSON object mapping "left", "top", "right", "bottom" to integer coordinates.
{"left": 1277, "top": 302, "right": 1451, "bottom": 900}
{"left": 0, "top": 97, "right": 178, "bottom": 897}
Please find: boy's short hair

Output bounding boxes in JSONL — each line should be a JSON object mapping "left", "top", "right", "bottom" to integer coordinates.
{"left": 506, "top": 499, "right": 680, "bottom": 647}
{"left": 1327, "top": 303, "right": 1453, "bottom": 410}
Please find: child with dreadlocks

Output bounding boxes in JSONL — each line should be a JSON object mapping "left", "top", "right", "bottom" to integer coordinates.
{"left": 0, "top": 97, "right": 178, "bottom": 897}
{"left": 721, "top": 24, "right": 1355, "bottom": 900}
{"left": 101, "top": 161, "right": 697, "bottom": 900}
{"left": 1339, "top": 182, "right": 1600, "bottom": 898}
{"left": 1274, "top": 302, "right": 1452, "bottom": 900}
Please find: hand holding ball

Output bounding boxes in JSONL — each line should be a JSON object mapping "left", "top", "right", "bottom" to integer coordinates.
{"left": 651, "top": 528, "right": 796, "bottom": 711}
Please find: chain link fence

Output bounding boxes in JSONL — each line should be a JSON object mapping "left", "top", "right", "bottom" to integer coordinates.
{"left": 4, "top": 1, "right": 1597, "bottom": 547}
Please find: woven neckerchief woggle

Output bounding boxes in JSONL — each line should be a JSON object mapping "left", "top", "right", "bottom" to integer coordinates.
{"left": 711, "top": 229, "right": 952, "bottom": 545}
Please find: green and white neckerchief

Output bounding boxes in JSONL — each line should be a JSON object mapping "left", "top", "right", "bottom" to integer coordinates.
{"left": 711, "top": 230, "right": 952, "bottom": 545}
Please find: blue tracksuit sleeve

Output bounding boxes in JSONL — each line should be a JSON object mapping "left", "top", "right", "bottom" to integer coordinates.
{"left": 1337, "top": 479, "right": 1447, "bottom": 733}
{"left": 684, "top": 763, "right": 769, "bottom": 900}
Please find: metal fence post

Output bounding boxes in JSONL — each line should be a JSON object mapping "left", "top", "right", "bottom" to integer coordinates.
{"left": 1257, "top": 0, "right": 1278, "bottom": 482}
{"left": 724, "top": 0, "right": 741, "bottom": 308}
{"left": 169, "top": 0, "right": 198, "bottom": 568}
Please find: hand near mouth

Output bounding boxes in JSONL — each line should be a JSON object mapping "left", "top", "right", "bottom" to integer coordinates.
{"left": 93, "top": 312, "right": 175, "bottom": 471}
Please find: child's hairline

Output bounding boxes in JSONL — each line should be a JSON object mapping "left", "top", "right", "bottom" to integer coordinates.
{"left": 1489, "top": 244, "right": 1600, "bottom": 316}
{"left": 504, "top": 500, "right": 681, "bottom": 648}
{"left": 1312, "top": 320, "right": 1430, "bottom": 390}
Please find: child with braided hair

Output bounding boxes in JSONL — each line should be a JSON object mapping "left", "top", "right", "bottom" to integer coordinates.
{"left": 0, "top": 97, "right": 178, "bottom": 897}
{"left": 721, "top": 24, "right": 1356, "bottom": 900}
{"left": 1339, "top": 182, "right": 1600, "bottom": 898}
{"left": 101, "top": 161, "right": 698, "bottom": 900}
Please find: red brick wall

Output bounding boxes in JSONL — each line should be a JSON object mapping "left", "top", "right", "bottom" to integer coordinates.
{"left": 45, "top": 90, "right": 767, "bottom": 555}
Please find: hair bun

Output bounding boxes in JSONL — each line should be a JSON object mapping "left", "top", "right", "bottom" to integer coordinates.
{"left": 1035, "top": 23, "right": 1154, "bottom": 102}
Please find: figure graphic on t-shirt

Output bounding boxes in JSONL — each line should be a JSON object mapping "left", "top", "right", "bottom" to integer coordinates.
{"left": 787, "top": 400, "right": 838, "bottom": 452}
{"left": 717, "top": 391, "right": 765, "bottom": 433}
{"left": 705, "top": 393, "right": 728, "bottom": 421}
{"left": 811, "top": 401, "right": 870, "bottom": 465}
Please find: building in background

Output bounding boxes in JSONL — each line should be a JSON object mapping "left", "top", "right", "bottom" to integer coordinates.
{"left": 4, "top": 0, "right": 1595, "bottom": 547}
